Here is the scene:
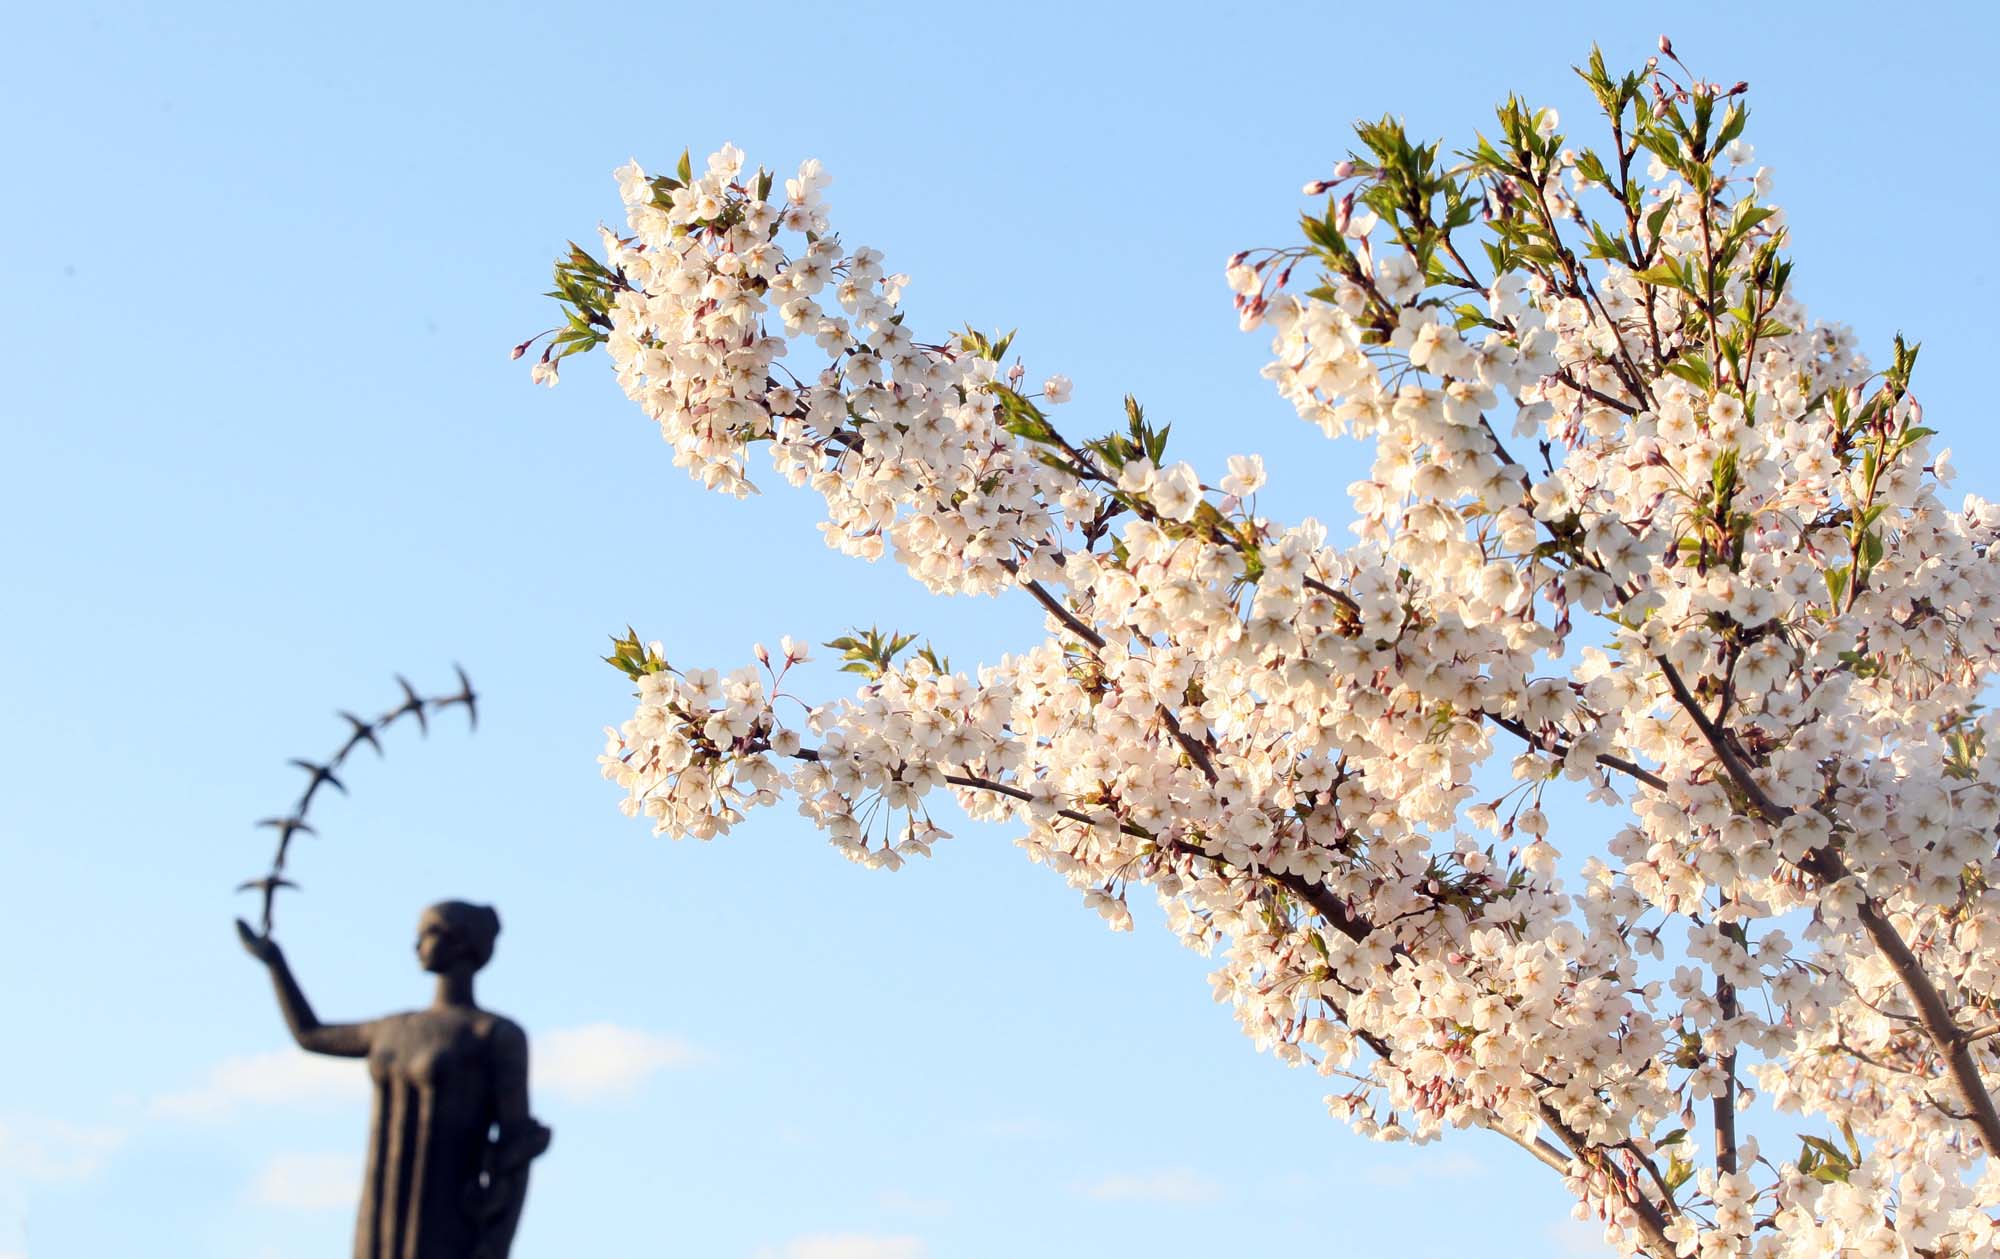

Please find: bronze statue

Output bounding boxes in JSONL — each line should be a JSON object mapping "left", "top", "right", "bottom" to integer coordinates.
{"left": 237, "top": 902, "right": 551, "bottom": 1258}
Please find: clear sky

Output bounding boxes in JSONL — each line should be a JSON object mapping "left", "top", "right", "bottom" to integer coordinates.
{"left": 5, "top": 2, "right": 2000, "bottom": 1256}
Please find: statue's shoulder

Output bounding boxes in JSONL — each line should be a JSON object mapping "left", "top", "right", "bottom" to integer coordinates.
{"left": 477, "top": 1011, "right": 529, "bottom": 1046}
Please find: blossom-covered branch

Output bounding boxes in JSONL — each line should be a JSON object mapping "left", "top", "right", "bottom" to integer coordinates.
{"left": 531, "top": 39, "right": 2000, "bottom": 1259}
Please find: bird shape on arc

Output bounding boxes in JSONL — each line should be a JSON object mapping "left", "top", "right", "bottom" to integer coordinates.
{"left": 236, "top": 666, "right": 478, "bottom": 934}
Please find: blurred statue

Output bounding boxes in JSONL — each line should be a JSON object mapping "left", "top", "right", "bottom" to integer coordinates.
{"left": 237, "top": 901, "right": 551, "bottom": 1258}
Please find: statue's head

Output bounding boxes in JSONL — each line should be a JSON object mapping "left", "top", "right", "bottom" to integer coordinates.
{"left": 415, "top": 900, "right": 501, "bottom": 975}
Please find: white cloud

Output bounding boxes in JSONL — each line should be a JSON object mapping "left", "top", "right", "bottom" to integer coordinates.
{"left": 156, "top": 1024, "right": 702, "bottom": 1119}
{"left": 533, "top": 1023, "right": 704, "bottom": 1103}
{"left": 1078, "top": 1169, "right": 1223, "bottom": 1205}
{"left": 1358, "top": 1149, "right": 1487, "bottom": 1188}
{"left": 755, "top": 1234, "right": 928, "bottom": 1259}
{"left": 251, "top": 1151, "right": 359, "bottom": 1211}
{"left": 152, "top": 1050, "right": 366, "bottom": 1122}
{"left": 0, "top": 1116, "right": 126, "bottom": 1183}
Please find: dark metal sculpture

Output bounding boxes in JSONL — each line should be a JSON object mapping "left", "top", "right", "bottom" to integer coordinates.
{"left": 237, "top": 902, "right": 551, "bottom": 1258}
{"left": 238, "top": 668, "right": 477, "bottom": 934}
{"left": 233, "top": 671, "right": 546, "bottom": 1256}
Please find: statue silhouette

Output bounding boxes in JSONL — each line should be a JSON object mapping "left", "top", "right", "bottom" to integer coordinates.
{"left": 237, "top": 902, "right": 551, "bottom": 1258}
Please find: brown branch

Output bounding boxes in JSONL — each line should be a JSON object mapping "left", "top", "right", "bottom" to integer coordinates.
{"left": 1650, "top": 654, "right": 2000, "bottom": 1155}
{"left": 1538, "top": 1102, "right": 1679, "bottom": 1259}
{"left": 1655, "top": 656, "right": 1788, "bottom": 822}
{"left": 1013, "top": 571, "right": 1108, "bottom": 652}
{"left": 1852, "top": 895, "right": 2000, "bottom": 1155}
{"left": 1481, "top": 709, "right": 1671, "bottom": 793}
{"left": 1714, "top": 972, "right": 1740, "bottom": 1176}
{"left": 1553, "top": 367, "right": 1640, "bottom": 416}
{"left": 782, "top": 736, "right": 1672, "bottom": 1247}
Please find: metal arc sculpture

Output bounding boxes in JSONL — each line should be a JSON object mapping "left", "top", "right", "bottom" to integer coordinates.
{"left": 237, "top": 665, "right": 478, "bottom": 934}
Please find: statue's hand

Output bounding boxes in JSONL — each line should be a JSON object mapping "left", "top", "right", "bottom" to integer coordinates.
{"left": 235, "top": 918, "right": 282, "bottom": 966}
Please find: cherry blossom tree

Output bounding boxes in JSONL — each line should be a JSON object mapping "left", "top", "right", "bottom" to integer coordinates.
{"left": 523, "top": 40, "right": 2000, "bottom": 1258}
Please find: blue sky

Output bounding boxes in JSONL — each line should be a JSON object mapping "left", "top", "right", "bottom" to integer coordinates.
{"left": 5, "top": 2, "right": 2000, "bottom": 1256}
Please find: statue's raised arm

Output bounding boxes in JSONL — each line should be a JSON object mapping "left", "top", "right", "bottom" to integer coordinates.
{"left": 236, "top": 919, "right": 376, "bottom": 1057}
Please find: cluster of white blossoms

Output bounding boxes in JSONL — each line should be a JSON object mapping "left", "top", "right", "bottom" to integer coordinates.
{"left": 551, "top": 142, "right": 1071, "bottom": 596}
{"left": 540, "top": 43, "right": 2000, "bottom": 1259}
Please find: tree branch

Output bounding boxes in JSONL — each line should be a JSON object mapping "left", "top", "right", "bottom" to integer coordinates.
{"left": 1481, "top": 709, "right": 1670, "bottom": 793}
{"left": 1538, "top": 1102, "right": 1679, "bottom": 1259}
{"left": 1651, "top": 654, "right": 2000, "bottom": 1155}
{"left": 784, "top": 735, "right": 1674, "bottom": 1250}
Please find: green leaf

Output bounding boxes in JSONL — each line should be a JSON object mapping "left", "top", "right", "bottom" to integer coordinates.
{"left": 1798, "top": 1134, "right": 1854, "bottom": 1183}
{"left": 1666, "top": 1151, "right": 1695, "bottom": 1192}
{"left": 825, "top": 625, "right": 925, "bottom": 680}
{"left": 1632, "top": 260, "right": 1686, "bottom": 290}
{"left": 992, "top": 386, "right": 1055, "bottom": 443}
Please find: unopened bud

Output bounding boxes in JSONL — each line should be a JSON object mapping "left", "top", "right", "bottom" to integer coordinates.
{"left": 1658, "top": 34, "right": 1674, "bottom": 57}
{"left": 1332, "top": 159, "right": 1355, "bottom": 180}
{"left": 510, "top": 340, "right": 530, "bottom": 361}
{"left": 1729, "top": 80, "right": 1749, "bottom": 96}
{"left": 754, "top": 642, "right": 771, "bottom": 666}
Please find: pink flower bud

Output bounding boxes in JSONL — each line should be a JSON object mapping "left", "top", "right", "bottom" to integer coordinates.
{"left": 1658, "top": 33, "right": 1674, "bottom": 57}
{"left": 1332, "top": 159, "right": 1354, "bottom": 180}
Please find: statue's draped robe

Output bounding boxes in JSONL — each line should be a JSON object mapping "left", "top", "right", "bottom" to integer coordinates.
{"left": 356, "top": 1008, "right": 527, "bottom": 1259}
